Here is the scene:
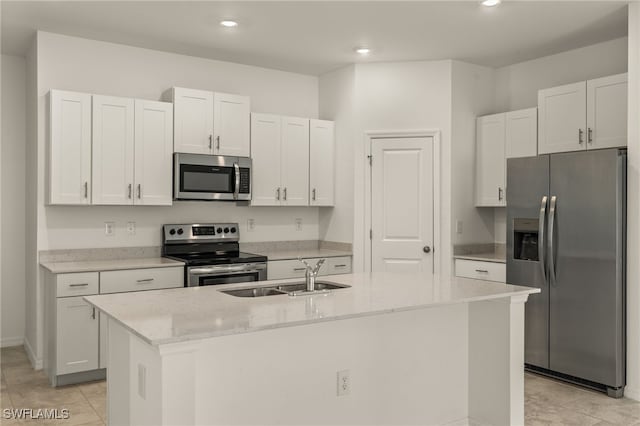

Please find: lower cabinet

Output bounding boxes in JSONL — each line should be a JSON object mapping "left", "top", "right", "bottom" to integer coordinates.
{"left": 268, "top": 256, "right": 352, "bottom": 280}
{"left": 454, "top": 259, "right": 506, "bottom": 283}
{"left": 45, "top": 267, "right": 183, "bottom": 386}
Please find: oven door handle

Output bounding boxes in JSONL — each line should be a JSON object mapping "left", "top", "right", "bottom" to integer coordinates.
{"left": 233, "top": 163, "right": 240, "bottom": 200}
{"left": 189, "top": 264, "right": 266, "bottom": 275}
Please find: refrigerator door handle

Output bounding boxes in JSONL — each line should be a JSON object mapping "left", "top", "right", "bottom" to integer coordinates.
{"left": 549, "top": 195, "right": 557, "bottom": 284}
{"left": 539, "top": 196, "right": 548, "bottom": 281}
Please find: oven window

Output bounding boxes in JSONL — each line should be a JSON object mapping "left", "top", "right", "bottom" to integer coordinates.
{"left": 180, "top": 164, "right": 233, "bottom": 193}
{"left": 198, "top": 272, "right": 261, "bottom": 286}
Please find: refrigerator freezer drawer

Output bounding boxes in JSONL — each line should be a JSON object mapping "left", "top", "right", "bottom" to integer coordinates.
{"left": 455, "top": 259, "right": 506, "bottom": 283}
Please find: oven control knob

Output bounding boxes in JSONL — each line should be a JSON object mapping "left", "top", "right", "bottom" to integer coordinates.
{"left": 177, "top": 228, "right": 184, "bottom": 235}
{"left": 169, "top": 229, "right": 176, "bottom": 235}
{"left": 217, "top": 227, "right": 223, "bottom": 234}
{"left": 224, "top": 227, "right": 230, "bottom": 234}
{"left": 230, "top": 227, "right": 237, "bottom": 233}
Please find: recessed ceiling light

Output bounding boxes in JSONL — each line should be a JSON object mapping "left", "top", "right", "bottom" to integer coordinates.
{"left": 220, "top": 20, "right": 239, "bottom": 28}
{"left": 355, "top": 47, "right": 371, "bottom": 55}
{"left": 481, "top": 0, "right": 501, "bottom": 6}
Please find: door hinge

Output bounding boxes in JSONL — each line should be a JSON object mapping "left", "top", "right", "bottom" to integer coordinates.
{"left": 367, "top": 155, "right": 372, "bottom": 166}
{"left": 369, "top": 229, "right": 373, "bottom": 240}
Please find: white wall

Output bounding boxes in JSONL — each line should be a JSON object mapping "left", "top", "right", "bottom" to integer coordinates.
{"left": 451, "top": 61, "right": 496, "bottom": 248}
{"left": 1, "top": 55, "right": 27, "bottom": 347}
{"left": 495, "top": 37, "right": 628, "bottom": 111}
{"left": 318, "top": 65, "right": 356, "bottom": 244}
{"left": 36, "top": 32, "right": 321, "bottom": 251}
{"left": 493, "top": 209, "right": 506, "bottom": 244}
{"left": 625, "top": 4, "right": 640, "bottom": 402}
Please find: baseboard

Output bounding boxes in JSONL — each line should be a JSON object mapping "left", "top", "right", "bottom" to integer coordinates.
{"left": 625, "top": 385, "right": 640, "bottom": 402}
{"left": 0, "top": 336, "right": 24, "bottom": 348}
{"left": 23, "top": 336, "right": 43, "bottom": 370}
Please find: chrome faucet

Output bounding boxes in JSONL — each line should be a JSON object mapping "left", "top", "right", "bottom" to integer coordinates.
{"left": 298, "top": 258, "right": 325, "bottom": 292}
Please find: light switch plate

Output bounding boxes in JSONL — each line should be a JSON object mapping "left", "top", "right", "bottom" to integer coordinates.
{"left": 104, "top": 222, "right": 115, "bottom": 236}
{"left": 127, "top": 222, "right": 136, "bottom": 235}
{"left": 295, "top": 218, "right": 303, "bottom": 231}
{"left": 247, "top": 219, "right": 255, "bottom": 232}
{"left": 456, "top": 220, "right": 463, "bottom": 235}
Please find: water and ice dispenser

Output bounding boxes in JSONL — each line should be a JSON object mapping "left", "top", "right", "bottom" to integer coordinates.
{"left": 513, "top": 218, "right": 539, "bottom": 261}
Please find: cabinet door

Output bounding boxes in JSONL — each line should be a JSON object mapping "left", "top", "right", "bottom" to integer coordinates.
{"left": 250, "top": 113, "right": 282, "bottom": 206}
{"left": 309, "top": 119, "right": 335, "bottom": 206}
{"left": 281, "top": 116, "right": 310, "bottom": 206}
{"left": 56, "top": 296, "right": 99, "bottom": 375}
{"left": 213, "top": 93, "right": 250, "bottom": 157}
{"left": 92, "top": 95, "right": 135, "bottom": 205}
{"left": 49, "top": 90, "right": 92, "bottom": 205}
{"left": 173, "top": 87, "right": 214, "bottom": 154}
{"left": 538, "top": 81, "right": 587, "bottom": 154}
{"left": 476, "top": 113, "right": 506, "bottom": 207}
{"left": 134, "top": 100, "right": 173, "bottom": 206}
{"left": 587, "top": 73, "right": 628, "bottom": 150}
{"left": 505, "top": 108, "right": 537, "bottom": 159}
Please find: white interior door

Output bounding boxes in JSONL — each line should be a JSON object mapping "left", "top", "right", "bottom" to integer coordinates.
{"left": 371, "top": 137, "right": 434, "bottom": 274}
{"left": 250, "top": 113, "right": 282, "bottom": 206}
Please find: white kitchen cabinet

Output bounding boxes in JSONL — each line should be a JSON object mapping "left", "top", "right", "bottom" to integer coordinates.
{"left": 100, "top": 267, "right": 183, "bottom": 294}
{"left": 476, "top": 113, "right": 506, "bottom": 207}
{"left": 171, "top": 87, "right": 214, "bottom": 154}
{"left": 56, "top": 296, "right": 99, "bottom": 375}
{"left": 586, "top": 73, "right": 628, "bottom": 150}
{"left": 538, "top": 74, "right": 627, "bottom": 154}
{"left": 505, "top": 108, "right": 537, "bottom": 159}
{"left": 250, "top": 113, "right": 310, "bottom": 206}
{"left": 92, "top": 95, "right": 135, "bottom": 205}
{"left": 454, "top": 259, "right": 506, "bottom": 283}
{"left": 267, "top": 256, "right": 352, "bottom": 280}
{"left": 134, "top": 100, "right": 174, "bottom": 205}
{"left": 309, "top": 119, "right": 335, "bottom": 206}
{"left": 48, "top": 90, "right": 92, "bottom": 205}
{"left": 214, "top": 92, "right": 251, "bottom": 157}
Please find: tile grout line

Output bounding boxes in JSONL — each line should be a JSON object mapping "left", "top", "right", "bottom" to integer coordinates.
{"left": 78, "top": 386, "right": 104, "bottom": 425}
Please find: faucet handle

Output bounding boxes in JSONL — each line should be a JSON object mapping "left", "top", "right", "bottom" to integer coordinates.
{"left": 297, "top": 257, "right": 312, "bottom": 271}
{"left": 312, "top": 258, "right": 325, "bottom": 274}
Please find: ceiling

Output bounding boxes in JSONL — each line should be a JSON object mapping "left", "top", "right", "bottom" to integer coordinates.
{"left": 0, "top": 1, "right": 629, "bottom": 76}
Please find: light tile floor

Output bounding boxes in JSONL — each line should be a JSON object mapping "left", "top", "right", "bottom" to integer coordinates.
{"left": 2, "top": 346, "right": 640, "bottom": 425}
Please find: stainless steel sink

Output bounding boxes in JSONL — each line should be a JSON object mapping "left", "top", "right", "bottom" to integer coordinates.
{"left": 220, "top": 281, "right": 350, "bottom": 298}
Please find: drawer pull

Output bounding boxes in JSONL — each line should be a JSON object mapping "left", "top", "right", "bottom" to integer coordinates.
{"left": 475, "top": 269, "right": 489, "bottom": 273}
{"left": 69, "top": 283, "right": 89, "bottom": 287}
{"left": 136, "top": 278, "right": 155, "bottom": 283}
{"left": 334, "top": 264, "right": 347, "bottom": 268}
{"left": 293, "top": 268, "right": 306, "bottom": 271}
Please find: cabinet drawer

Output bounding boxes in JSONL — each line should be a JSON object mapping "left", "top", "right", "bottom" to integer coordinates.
{"left": 267, "top": 259, "right": 312, "bottom": 280}
{"left": 455, "top": 259, "right": 506, "bottom": 283}
{"left": 100, "top": 267, "right": 183, "bottom": 294}
{"left": 323, "top": 257, "right": 352, "bottom": 276}
{"left": 56, "top": 272, "right": 99, "bottom": 298}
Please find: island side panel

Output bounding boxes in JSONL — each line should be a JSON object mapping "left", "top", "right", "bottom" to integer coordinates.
{"left": 468, "top": 294, "right": 528, "bottom": 426}
{"left": 107, "top": 319, "right": 131, "bottom": 426}
{"left": 190, "top": 304, "right": 469, "bottom": 426}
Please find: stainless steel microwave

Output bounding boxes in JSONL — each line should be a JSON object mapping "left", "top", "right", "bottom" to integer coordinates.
{"left": 174, "top": 153, "right": 251, "bottom": 201}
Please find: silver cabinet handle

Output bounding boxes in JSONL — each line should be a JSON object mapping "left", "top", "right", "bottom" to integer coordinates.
{"left": 233, "top": 163, "right": 240, "bottom": 200}
{"left": 209, "top": 134, "right": 213, "bottom": 150}
{"left": 588, "top": 127, "right": 593, "bottom": 144}
{"left": 549, "top": 195, "right": 557, "bottom": 285}
{"left": 475, "top": 269, "right": 489, "bottom": 273}
{"left": 91, "top": 307, "right": 96, "bottom": 320}
{"left": 276, "top": 187, "right": 281, "bottom": 201}
{"left": 136, "top": 278, "right": 154, "bottom": 283}
{"left": 334, "top": 264, "right": 347, "bottom": 268}
{"left": 69, "top": 283, "right": 89, "bottom": 287}
{"left": 538, "top": 196, "right": 548, "bottom": 282}
{"left": 283, "top": 188, "right": 287, "bottom": 201}
{"left": 312, "top": 188, "right": 316, "bottom": 201}
{"left": 579, "top": 128, "right": 584, "bottom": 144}
{"left": 137, "top": 184, "right": 141, "bottom": 199}
{"left": 216, "top": 136, "right": 220, "bottom": 150}
{"left": 84, "top": 182, "right": 88, "bottom": 198}
{"left": 128, "top": 184, "right": 132, "bottom": 199}
{"left": 498, "top": 187, "right": 504, "bottom": 201}
{"left": 293, "top": 267, "right": 307, "bottom": 271}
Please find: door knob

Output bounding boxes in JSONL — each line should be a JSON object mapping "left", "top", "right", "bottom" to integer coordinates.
{"left": 423, "top": 246, "right": 431, "bottom": 253}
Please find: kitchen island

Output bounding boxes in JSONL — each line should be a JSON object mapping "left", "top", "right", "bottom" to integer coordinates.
{"left": 85, "top": 272, "right": 539, "bottom": 426}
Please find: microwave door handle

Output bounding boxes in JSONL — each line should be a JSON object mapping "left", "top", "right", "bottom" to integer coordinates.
{"left": 538, "top": 196, "right": 548, "bottom": 281}
{"left": 233, "top": 163, "right": 240, "bottom": 200}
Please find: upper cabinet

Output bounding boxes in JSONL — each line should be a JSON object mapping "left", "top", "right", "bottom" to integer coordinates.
{"left": 309, "top": 119, "right": 335, "bottom": 206}
{"left": 48, "top": 90, "right": 92, "bottom": 205}
{"left": 170, "top": 88, "right": 250, "bottom": 157}
{"left": 505, "top": 108, "right": 537, "bottom": 159}
{"left": 476, "top": 113, "right": 506, "bottom": 207}
{"left": 538, "top": 73, "right": 627, "bottom": 154}
{"left": 48, "top": 91, "right": 173, "bottom": 206}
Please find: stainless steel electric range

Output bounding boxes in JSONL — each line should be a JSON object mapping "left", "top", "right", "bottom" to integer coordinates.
{"left": 162, "top": 223, "right": 267, "bottom": 287}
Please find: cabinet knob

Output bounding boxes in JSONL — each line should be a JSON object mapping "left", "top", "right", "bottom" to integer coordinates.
{"left": 423, "top": 246, "right": 431, "bottom": 253}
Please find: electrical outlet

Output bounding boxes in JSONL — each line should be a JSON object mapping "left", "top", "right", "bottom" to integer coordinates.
{"left": 295, "top": 218, "right": 303, "bottom": 231}
{"left": 127, "top": 222, "right": 136, "bottom": 235}
{"left": 104, "top": 222, "right": 115, "bottom": 236}
{"left": 247, "top": 218, "right": 255, "bottom": 232}
{"left": 337, "top": 370, "right": 350, "bottom": 396}
{"left": 456, "top": 220, "right": 463, "bottom": 235}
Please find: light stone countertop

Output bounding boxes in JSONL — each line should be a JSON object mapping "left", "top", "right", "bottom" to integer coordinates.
{"left": 85, "top": 272, "right": 539, "bottom": 346}
{"left": 254, "top": 247, "right": 353, "bottom": 261}
{"left": 453, "top": 252, "right": 506, "bottom": 264}
{"left": 40, "top": 257, "right": 185, "bottom": 274}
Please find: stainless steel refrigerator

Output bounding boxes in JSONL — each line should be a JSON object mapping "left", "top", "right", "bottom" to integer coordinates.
{"left": 506, "top": 148, "right": 626, "bottom": 397}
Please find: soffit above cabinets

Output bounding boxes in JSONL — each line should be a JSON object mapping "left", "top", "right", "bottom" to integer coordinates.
{"left": 1, "top": 1, "right": 628, "bottom": 75}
